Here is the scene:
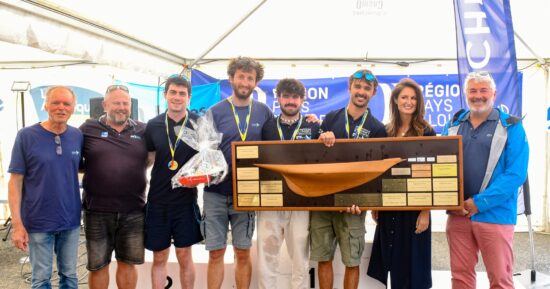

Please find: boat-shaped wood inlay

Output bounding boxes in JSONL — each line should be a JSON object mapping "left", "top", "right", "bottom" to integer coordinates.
{"left": 254, "top": 158, "right": 404, "bottom": 197}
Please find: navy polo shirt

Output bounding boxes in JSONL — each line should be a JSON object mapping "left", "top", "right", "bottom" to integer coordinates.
{"left": 145, "top": 112, "right": 199, "bottom": 205}
{"left": 321, "top": 107, "right": 387, "bottom": 139}
{"left": 459, "top": 109, "right": 499, "bottom": 199}
{"left": 262, "top": 115, "right": 321, "bottom": 141}
{"left": 80, "top": 117, "right": 148, "bottom": 213}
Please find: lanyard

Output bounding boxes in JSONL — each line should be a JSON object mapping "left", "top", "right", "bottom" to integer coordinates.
{"left": 228, "top": 97, "right": 252, "bottom": 141}
{"left": 345, "top": 108, "right": 368, "bottom": 139}
{"left": 277, "top": 115, "right": 303, "bottom": 140}
{"left": 165, "top": 112, "right": 188, "bottom": 161}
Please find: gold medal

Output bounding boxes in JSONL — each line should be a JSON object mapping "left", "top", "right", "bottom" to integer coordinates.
{"left": 168, "top": 160, "right": 179, "bottom": 171}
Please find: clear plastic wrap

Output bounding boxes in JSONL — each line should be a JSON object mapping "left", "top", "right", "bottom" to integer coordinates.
{"left": 171, "top": 113, "right": 228, "bottom": 188}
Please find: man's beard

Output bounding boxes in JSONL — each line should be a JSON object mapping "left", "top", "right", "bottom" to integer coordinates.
{"left": 233, "top": 87, "right": 253, "bottom": 100}
{"left": 281, "top": 105, "right": 300, "bottom": 117}
{"left": 108, "top": 112, "right": 129, "bottom": 125}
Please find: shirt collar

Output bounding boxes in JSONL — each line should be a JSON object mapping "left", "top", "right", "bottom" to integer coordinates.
{"left": 487, "top": 108, "right": 499, "bottom": 121}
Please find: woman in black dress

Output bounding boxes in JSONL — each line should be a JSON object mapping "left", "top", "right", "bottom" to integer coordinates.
{"left": 367, "top": 78, "right": 434, "bottom": 289}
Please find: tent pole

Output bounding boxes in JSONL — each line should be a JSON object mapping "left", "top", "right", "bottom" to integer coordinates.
{"left": 514, "top": 30, "right": 550, "bottom": 232}
{"left": 544, "top": 67, "right": 550, "bottom": 233}
{"left": 188, "top": 0, "right": 268, "bottom": 69}
{"left": 514, "top": 31, "right": 547, "bottom": 67}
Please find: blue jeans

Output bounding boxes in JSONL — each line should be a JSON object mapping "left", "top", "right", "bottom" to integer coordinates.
{"left": 28, "top": 227, "right": 80, "bottom": 289}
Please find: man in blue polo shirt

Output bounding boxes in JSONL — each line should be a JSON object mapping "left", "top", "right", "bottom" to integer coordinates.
{"left": 315, "top": 70, "right": 387, "bottom": 289}
{"left": 204, "top": 56, "right": 273, "bottom": 289}
{"left": 8, "top": 86, "right": 83, "bottom": 289}
{"left": 80, "top": 84, "right": 148, "bottom": 289}
{"left": 442, "top": 71, "right": 529, "bottom": 289}
{"left": 145, "top": 76, "right": 203, "bottom": 289}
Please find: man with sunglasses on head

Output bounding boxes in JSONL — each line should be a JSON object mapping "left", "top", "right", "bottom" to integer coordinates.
{"left": 203, "top": 57, "right": 273, "bottom": 289}
{"left": 145, "top": 76, "right": 203, "bottom": 289}
{"left": 257, "top": 78, "right": 320, "bottom": 289}
{"left": 315, "top": 70, "right": 387, "bottom": 289}
{"left": 442, "top": 71, "right": 529, "bottom": 289}
{"left": 79, "top": 84, "right": 148, "bottom": 289}
{"left": 8, "top": 86, "right": 83, "bottom": 289}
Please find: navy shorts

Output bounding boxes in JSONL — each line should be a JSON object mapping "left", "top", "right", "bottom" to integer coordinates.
{"left": 145, "top": 202, "right": 203, "bottom": 251}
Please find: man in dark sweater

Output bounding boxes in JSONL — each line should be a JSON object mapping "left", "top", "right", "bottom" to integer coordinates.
{"left": 80, "top": 84, "right": 148, "bottom": 289}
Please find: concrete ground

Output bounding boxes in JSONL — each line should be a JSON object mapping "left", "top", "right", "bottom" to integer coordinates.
{"left": 1, "top": 224, "right": 549, "bottom": 289}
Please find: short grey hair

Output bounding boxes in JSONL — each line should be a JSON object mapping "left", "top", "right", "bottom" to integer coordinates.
{"left": 45, "top": 86, "right": 76, "bottom": 104}
{"left": 463, "top": 71, "right": 496, "bottom": 94}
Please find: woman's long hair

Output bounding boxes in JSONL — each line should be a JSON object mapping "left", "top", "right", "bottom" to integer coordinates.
{"left": 385, "top": 78, "right": 432, "bottom": 137}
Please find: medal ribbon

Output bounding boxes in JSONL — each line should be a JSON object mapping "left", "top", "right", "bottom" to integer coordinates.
{"left": 276, "top": 115, "right": 303, "bottom": 140}
{"left": 228, "top": 97, "right": 252, "bottom": 141}
{"left": 345, "top": 108, "right": 368, "bottom": 139}
{"left": 165, "top": 112, "right": 189, "bottom": 162}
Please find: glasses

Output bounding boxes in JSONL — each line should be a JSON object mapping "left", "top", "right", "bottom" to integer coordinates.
{"left": 467, "top": 71, "right": 494, "bottom": 79}
{"left": 105, "top": 85, "right": 129, "bottom": 94}
{"left": 353, "top": 70, "right": 377, "bottom": 82}
{"left": 468, "top": 70, "right": 491, "bottom": 77}
{"left": 54, "top": 135, "right": 62, "bottom": 156}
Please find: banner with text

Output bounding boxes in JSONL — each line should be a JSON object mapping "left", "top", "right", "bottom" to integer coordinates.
{"left": 454, "top": 0, "right": 521, "bottom": 115}
{"left": 219, "top": 73, "right": 522, "bottom": 134}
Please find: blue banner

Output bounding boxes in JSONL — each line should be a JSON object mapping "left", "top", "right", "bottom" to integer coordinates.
{"left": 218, "top": 73, "right": 522, "bottom": 134}
{"left": 454, "top": 0, "right": 521, "bottom": 115}
{"left": 26, "top": 69, "right": 523, "bottom": 133}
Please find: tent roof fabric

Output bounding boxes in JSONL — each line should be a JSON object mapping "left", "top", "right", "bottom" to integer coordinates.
{"left": 1, "top": 0, "right": 548, "bottom": 75}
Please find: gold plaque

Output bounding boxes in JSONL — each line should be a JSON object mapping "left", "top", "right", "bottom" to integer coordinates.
{"left": 261, "top": 194, "right": 283, "bottom": 206}
{"left": 237, "top": 181, "right": 259, "bottom": 193}
{"left": 434, "top": 192, "right": 458, "bottom": 205}
{"left": 407, "top": 193, "right": 433, "bottom": 206}
{"left": 335, "top": 193, "right": 382, "bottom": 206}
{"left": 236, "top": 146, "right": 259, "bottom": 159}
{"left": 260, "top": 180, "right": 283, "bottom": 193}
{"left": 412, "top": 170, "right": 431, "bottom": 178}
{"left": 407, "top": 178, "right": 432, "bottom": 191}
{"left": 237, "top": 167, "right": 260, "bottom": 180}
{"left": 382, "top": 193, "right": 407, "bottom": 206}
{"left": 411, "top": 164, "right": 431, "bottom": 171}
{"left": 382, "top": 179, "right": 407, "bottom": 192}
{"left": 433, "top": 178, "right": 458, "bottom": 191}
{"left": 238, "top": 194, "right": 260, "bottom": 206}
{"left": 432, "top": 163, "right": 457, "bottom": 177}
{"left": 391, "top": 167, "right": 411, "bottom": 176}
{"left": 437, "top": 155, "right": 457, "bottom": 163}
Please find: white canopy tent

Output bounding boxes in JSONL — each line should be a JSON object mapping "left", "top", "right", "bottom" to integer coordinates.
{"left": 0, "top": 0, "right": 549, "bottom": 231}
{"left": 1, "top": 0, "right": 549, "bottom": 71}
